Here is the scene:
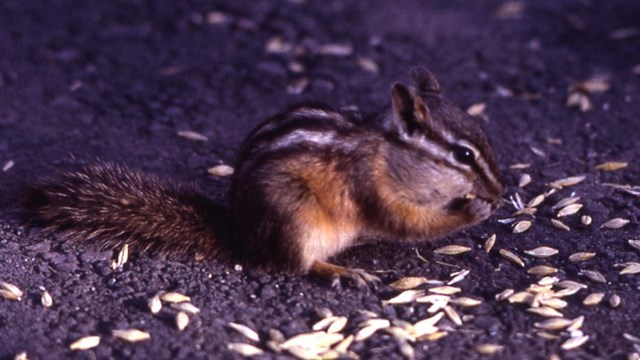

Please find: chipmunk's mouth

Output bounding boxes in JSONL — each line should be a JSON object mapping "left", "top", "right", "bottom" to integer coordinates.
{"left": 448, "top": 193, "right": 499, "bottom": 211}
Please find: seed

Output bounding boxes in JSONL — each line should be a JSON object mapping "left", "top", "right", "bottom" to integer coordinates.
{"left": 318, "top": 43, "right": 353, "bottom": 57}
{"left": 177, "top": 130, "right": 208, "bottom": 142}
{"left": 13, "top": 352, "right": 27, "bottom": 360}
{"left": 601, "top": 218, "right": 630, "bottom": 229}
{"left": 527, "top": 307, "right": 563, "bottom": 318}
{"left": 534, "top": 318, "right": 573, "bottom": 330}
{"left": 360, "top": 318, "right": 391, "bottom": 329}
{"left": 176, "top": 311, "right": 189, "bottom": 331}
{"left": 448, "top": 269, "right": 470, "bottom": 285}
{"left": 623, "top": 333, "right": 640, "bottom": 343}
{"left": 567, "top": 252, "right": 595, "bottom": 263}
{"left": 148, "top": 294, "right": 162, "bottom": 314}
{"left": 0, "top": 282, "right": 23, "bottom": 301}
{"left": 583, "top": 293, "right": 605, "bottom": 306}
{"left": 527, "top": 194, "right": 546, "bottom": 208}
{"left": 499, "top": 249, "right": 525, "bottom": 267}
{"left": 357, "top": 57, "right": 380, "bottom": 74}
{"left": 418, "top": 331, "right": 448, "bottom": 342}
{"left": 484, "top": 234, "right": 496, "bottom": 253}
{"left": 528, "top": 266, "right": 558, "bottom": 276}
{"left": 428, "top": 286, "right": 461, "bottom": 295}
{"left": 609, "top": 294, "right": 621, "bottom": 308}
{"left": 596, "top": 161, "right": 628, "bottom": 171}
{"left": 567, "top": 92, "right": 592, "bottom": 112}
{"left": 450, "top": 297, "right": 482, "bottom": 307}
{"left": 567, "top": 316, "right": 585, "bottom": 332}
{"left": 444, "top": 306, "right": 462, "bottom": 326}
{"left": 334, "top": 334, "right": 354, "bottom": 353}
{"left": 228, "top": 323, "right": 260, "bottom": 342}
{"left": 495, "top": 289, "right": 515, "bottom": 301}
{"left": 386, "top": 326, "right": 415, "bottom": 343}
{"left": 467, "top": 102, "right": 487, "bottom": 117}
{"left": 513, "top": 220, "right": 532, "bottom": 233}
{"left": 112, "top": 329, "right": 151, "bottom": 342}
{"left": 41, "top": 291, "right": 53, "bottom": 308}
{"left": 475, "top": 344, "right": 504, "bottom": 355}
{"left": 621, "top": 262, "right": 640, "bottom": 275}
{"left": 112, "top": 244, "right": 129, "bottom": 269}
{"left": 539, "top": 298, "right": 568, "bottom": 310}
{"left": 525, "top": 247, "right": 559, "bottom": 258}
{"left": 312, "top": 317, "right": 339, "bottom": 331}
{"left": 550, "top": 219, "right": 570, "bottom": 231}
{"left": 518, "top": 174, "right": 532, "bottom": 187}
{"left": 528, "top": 284, "right": 553, "bottom": 294}
{"left": 2, "top": 160, "right": 15, "bottom": 172}
{"left": 498, "top": 218, "right": 516, "bottom": 224}
{"left": 416, "top": 294, "right": 450, "bottom": 304}
{"left": 557, "top": 204, "right": 583, "bottom": 217}
{"left": 170, "top": 302, "right": 201, "bottom": 315}
{"left": 561, "top": 335, "right": 589, "bottom": 350}
{"left": 397, "top": 339, "right": 415, "bottom": 359}
{"left": 389, "top": 277, "right": 429, "bottom": 290}
{"left": 549, "top": 175, "right": 586, "bottom": 189}
{"left": 510, "top": 163, "right": 531, "bottom": 170}
{"left": 581, "top": 270, "right": 606, "bottom": 283}
{"left": 207, "top": 165, "right": 234, "bottom": 177}
{"left": 327, "top": 317, "right": 348, "bottom": 334}
{"left": 537, "top": 331, "right": 560, "bottom": 340}
{"left": 160, "top": 292, "right": 190, "bottom": 303}
{"left": 538, "top": 276, "right": 560, "bottom": 286}
{"left": 383, "top": 290, "right": 424, "bottom": 305}
{"left": 227, "top": 343, "right": 264, "bottom": 357}
{"left": 69, "top": 336, "right": 100, "bottom": 351}
{"left": 581, "top": 215, "right": 592, "bottom": 226}
{"left": 554, "top": 286, "right": 584, "bottom": 298}
{"left": 629, "top": 240, "right": 640, "bottom": 251}
{"left": 435, "top": 245, "right": 471, "bottom": 255}
{"left": 286, "top": 78, "right": 309, "bottom": 95}
{"left": 551, "top": 196, "right": 581, "bottom": 210}
{"left": 556, "top": 280, "right": 588, "bottom": 289}
{"left": 508, "top": 292, "right": 533, "bottom": 304}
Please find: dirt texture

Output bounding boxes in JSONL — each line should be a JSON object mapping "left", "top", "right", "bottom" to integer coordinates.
{"left": 1, "top": 0, "right": 639, "bottom": 359}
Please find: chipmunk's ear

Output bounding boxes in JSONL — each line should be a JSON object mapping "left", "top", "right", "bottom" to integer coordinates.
{"left": 390, "top": 82, "right": 431, "bottom": 135}
{"left": 410, "top": 67, "right": 441, "bottom": 94}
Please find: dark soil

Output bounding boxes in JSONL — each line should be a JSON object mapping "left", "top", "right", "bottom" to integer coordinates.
{"left": 1, "top": 0, "right": 639, "bottom": 359}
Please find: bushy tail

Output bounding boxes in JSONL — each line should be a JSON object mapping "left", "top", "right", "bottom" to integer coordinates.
{"left": 25, "top": 162, "right": 231, "bottom": 261}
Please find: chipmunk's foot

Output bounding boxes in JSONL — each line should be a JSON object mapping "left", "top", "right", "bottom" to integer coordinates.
{"left": 310, "top": 260, "right": 381, "bottom": 290}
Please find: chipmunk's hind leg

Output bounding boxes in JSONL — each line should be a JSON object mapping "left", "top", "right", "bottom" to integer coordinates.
{"left": 310, "top": 260, "right": 381, "bottom": 290}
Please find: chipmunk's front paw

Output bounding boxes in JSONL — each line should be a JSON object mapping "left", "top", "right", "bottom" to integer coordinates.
{"left": 310, "top": 261, "right": 381, "bottom": 291}
{"left": 465, "top": 197, "right": 493, "bottom": 223}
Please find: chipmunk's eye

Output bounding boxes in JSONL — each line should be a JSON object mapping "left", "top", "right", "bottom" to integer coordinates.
{"left": 452, "top": 145, "right": 476, "bottom": 165}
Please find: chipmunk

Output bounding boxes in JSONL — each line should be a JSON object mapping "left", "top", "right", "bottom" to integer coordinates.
{"left": 26, "top": 67, "right": 503, "bottom": 287}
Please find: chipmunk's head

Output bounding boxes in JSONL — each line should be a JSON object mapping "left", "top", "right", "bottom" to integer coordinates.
{"left": 382, "top": 67, "right": 503, "bottom": 217}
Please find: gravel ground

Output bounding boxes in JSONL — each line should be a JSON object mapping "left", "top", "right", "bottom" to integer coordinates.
{"left": 1, "top": 0, "right": 639, "bottom": 359}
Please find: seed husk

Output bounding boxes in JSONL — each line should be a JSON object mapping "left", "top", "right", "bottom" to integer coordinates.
{"left": 601, "top": 218, "right": 630, "bottom": 229}
{"left": 69, "top": 336, "right": 100, "bottom": 351}
{"left": 550, "top": 219, "right": 570, "bottom": 231}
{"left": 475, "top": 343, "right": 504, "bottom": 355}
{"left": 448, "top": 269, "right": 470, "bottom": 285}
{"left": 567, "top": 92, "right": 592, "bottom": 112}
{"left": 537, "top": 331, "right": 560, "bottom": 340}
{"left": 450, "top": 297, "right": 482, "bottom": 307}
{"left": 227, "top": 343, "right": 264, "bottom": 357}
{"left": 499, "top": 249, "right": 525, "bottom": 267}
{"left": 467, "top": 102, "right": 487, "bottom": 117}
{"left": 13, "top": 351, "right": 27, "bottom": 360}
{"left": 0, "top": 282, "right": 23, "bottom": 301}
{"left": 527, "top": 307, "right": 563, "bottom": 318}
{"left": 207, "top": 165, "right": 234, "bottom": 177}
{"left": 527, "top": 266, "right": 558, "bottom": 276}
{"left": 148, "top": 294, "right": 162, "bottom": 314}
{"left": 549, "top": 175, "right": 586, "bottom": 189}
{"left": 628, "top": 240, "right": 640, "bottom": 251}
{"left": 443, "top": 306, "right": 462, "bottom": 326}
{"left": 527, "top": 194, "right": 546, "bottom": 208}
{"left": 581, "top": 215, "right": 592, "bottom": 226}
{"left": 160, "top": 292, "right": 190, "bottom": 303}
{"left": 383, "top": 290, "right": 424, "bottom": 305}
{"left": 484, "top": 234, "right": 496, "bottom": 253}
{"left": 112, "top": 329, "right": 151, "bottom": 342}
{"left": 41, "top": 291, "right": 53, "bottom": 308}
{"left": 518, "top": 174, "right": 532, "bottom": 187}
{"left": 327, "top": 317, "right": 348, "bottom": 334}
{"left": 171, "top": 302, "right": 201, "bottom": 315}
{"left": 510, "top": 163, "right": 531, "bottom": 169}
{"left": 556, "top": 280, "right": 588, "bottom": 289}
{"left": 620, "top": 262, "right": 640, "bottom": 275}
{"left": 525, "top": 247, "right": 559, "bottom": 258}
{"left": 112, "top": 244, "right": 129, "bottom": 269}
{"left": 609, "top": 294, "right": 621, "bottom": 308}
{"left": 552, "top": 196, "right": 581, "bottom": 210}
{"left": 177, "top": 130, "right": 208, "bottom": 142}
{"left": 428, "top": 286, "right": 461, "bottom": 295}
{"left": 389, "top": 277, "right": 429, "bottom": 290}
{"left": 581, "top": 270, "right": 607, "bottom": 283}
{"left": 569, "top": 252, "right": 596, "bottom": 263}
{"left": 228, "top": 323, "right": 260, "bottom": 342}
{"left": 495, "top": 289, "right": 515, "bottom": 301}
{"left": 176, "top": 311, "right": 189, "bottom": 331}
{"left": 583, "top": 292, "right": 605, "bottom": 306}
{"left": 3, "top": 160, "right": 15, "bottom": 172}
{"left": 561, "top": 335, "right": 589, "bottom": 350}
{"left": 534, "top": 318, "right": 573, "bottom": 330}
{"left": 357, "top": 57, "right": 379, "bottom": 74}
{"left": 596, "top": 161, "right": 628, "bottom": 171}
{"left": 623, "top": 333, "right": 640, "bottom": 343}
{"left": 513, "top": 220, "right": 532, "bottom": 233}
{"left": 557, "top": 204, "right": 583, "bottom": 217}
{"left": 435, "top": 245, "right": 471, "bottom": 255}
